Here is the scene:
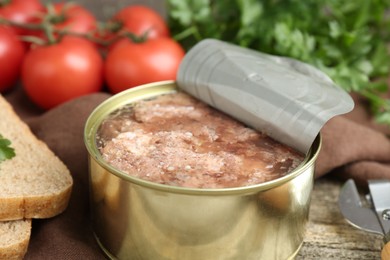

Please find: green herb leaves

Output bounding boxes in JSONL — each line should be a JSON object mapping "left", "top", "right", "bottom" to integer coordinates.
{"left": 0, "top": 134, "right": 15, "bottom": 163}
{"left": 168, "top": 0, "right": 390, "bottom": 125}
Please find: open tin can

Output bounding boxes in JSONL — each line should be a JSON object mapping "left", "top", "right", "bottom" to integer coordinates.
{"left": 84, "top": 80, "right": 321, "bottom": 260}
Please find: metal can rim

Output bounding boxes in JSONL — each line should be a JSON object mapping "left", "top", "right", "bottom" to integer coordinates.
{"left": 84, "top": 80, "right": 322, "bottom": 196}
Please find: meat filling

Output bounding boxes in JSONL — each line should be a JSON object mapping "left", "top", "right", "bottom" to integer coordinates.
{"left": 97, "top": 92, "right": 304, "bottom": 188}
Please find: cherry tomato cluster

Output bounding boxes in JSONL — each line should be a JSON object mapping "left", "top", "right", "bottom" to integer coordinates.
{"left": 0, "top": 0, "right": 185, "bottom": 110}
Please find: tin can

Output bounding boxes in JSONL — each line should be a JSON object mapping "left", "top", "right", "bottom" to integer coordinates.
{"left": 84, "top": 80, "right": 321, "bottom": 260}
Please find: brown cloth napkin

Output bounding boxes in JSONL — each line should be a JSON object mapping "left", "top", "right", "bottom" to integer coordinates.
{"left": 316, "top": 93, "right": 390, "bottom": 186}
{"left": 3, "top": 86, "right": 390, "bottom": 259}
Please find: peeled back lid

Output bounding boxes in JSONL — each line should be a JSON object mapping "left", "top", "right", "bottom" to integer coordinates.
{"left": 177, "top": 39, "right": 354, "bottom": 154}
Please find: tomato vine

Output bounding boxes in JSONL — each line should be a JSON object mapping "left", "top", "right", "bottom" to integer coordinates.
{"left": 0, "top": 1, "right": 184, "bottom": 109}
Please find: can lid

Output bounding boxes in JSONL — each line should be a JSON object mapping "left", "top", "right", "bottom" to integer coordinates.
{"left": 177, "top": 39, "right": 354, "bottom": 153}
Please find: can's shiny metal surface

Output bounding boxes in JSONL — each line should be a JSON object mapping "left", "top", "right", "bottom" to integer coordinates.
{"left": 84, "top": 81, "right": 321, "bottom": 260}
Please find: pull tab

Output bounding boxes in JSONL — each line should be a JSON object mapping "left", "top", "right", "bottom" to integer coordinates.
{"left": 177, "top": 39, "right": 354, "bottom": 153}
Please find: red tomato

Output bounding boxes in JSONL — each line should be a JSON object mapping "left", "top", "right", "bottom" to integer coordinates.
{"left": 22, "top": 36, "right": 103, "bottom": 110}
{"left": 0, "top": 25, "right": 26, "bottom": 92}
{"left": 0, "top": 0, "right": 44, "bottom": 36}
{"left": 111, "top": 5, "right": 170, "bottom": 39}
{"left": 104, "top": 37, "right": 185, "bottom": 94}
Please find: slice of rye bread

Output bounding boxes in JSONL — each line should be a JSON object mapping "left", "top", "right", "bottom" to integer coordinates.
{"left": 0, "top": 94, "right": 73, "bottom": 221}
{"left": 0, "top": 220, "right": 31, "bottom": 260}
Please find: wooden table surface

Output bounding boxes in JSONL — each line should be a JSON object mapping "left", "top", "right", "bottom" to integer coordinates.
{"left": 296, "top": 177, "right": 384, "bottom": 259}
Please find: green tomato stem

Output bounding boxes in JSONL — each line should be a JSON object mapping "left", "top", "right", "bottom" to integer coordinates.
{"left": 44, "top": 3, "right": 65, "bottom": 25}
{"left": 122, "top": 31, "right": 148, "bottom": 43}
{"left": 42, "top": 23, "right": 56, "bottom": 44}
{"left": 103, "top": 20, "right": 123, "bottom": 33}
{"left": 0, "top": 17, "right": 42, "bottom": 30}
{"left": 57, "top": 30, "right": 110, "bottom": 46}
{"left": 0, "top": 16, "right": 110, "bottom": 46}
{"left": 0, "top": 17, "right": 56, "bottom": 45}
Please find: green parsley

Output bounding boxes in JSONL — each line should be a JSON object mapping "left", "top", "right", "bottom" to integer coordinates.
{"left": 0, "top": 134, "right": 15, "bottom": 163}
{"left": 167, "top": 0, "right": 390, "bottom": 125}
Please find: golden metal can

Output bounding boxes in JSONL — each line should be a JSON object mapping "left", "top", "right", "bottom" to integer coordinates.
{"left": 84, "top": 80, "right": 321, "bottom": 260}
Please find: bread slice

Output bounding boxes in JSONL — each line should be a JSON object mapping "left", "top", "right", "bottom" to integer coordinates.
{"left": 0, "top": 220, "right": 31, "bottom": 260}
{"left": 0, "top": 94, "right": 73, "bottom": 221}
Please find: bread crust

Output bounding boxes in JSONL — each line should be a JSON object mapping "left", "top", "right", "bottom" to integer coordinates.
{"left": 0, "top": 188, "right": 72, "bottom": 221}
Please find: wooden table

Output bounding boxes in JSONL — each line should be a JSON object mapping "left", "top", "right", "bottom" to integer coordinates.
{"left": 297, "top": 177, "right": 383, "bottom": 259}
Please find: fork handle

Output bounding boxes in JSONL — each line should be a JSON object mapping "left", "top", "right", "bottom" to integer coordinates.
{"left": 383, "top": 241, "right": 390, "bottom": 260}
